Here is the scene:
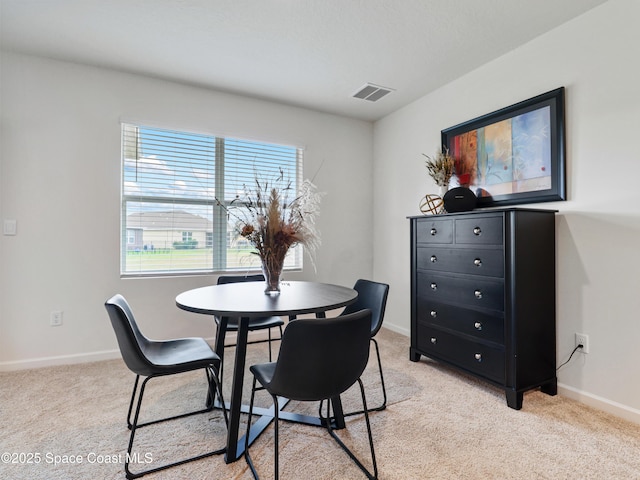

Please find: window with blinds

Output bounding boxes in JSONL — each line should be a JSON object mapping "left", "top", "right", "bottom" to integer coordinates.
{"left": 121, "top": 123, "right": 303, "bottom": 275}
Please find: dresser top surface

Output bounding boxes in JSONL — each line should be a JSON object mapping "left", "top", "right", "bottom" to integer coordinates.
{"left": 408, "top": 207, "right": 558, "bottom": 220}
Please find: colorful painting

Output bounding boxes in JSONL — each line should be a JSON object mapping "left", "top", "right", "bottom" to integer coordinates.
{"left": 442, "top": 88, "right": 566, "bottom": 207}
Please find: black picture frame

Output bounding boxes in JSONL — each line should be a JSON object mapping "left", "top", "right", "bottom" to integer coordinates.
{"left": 441, "top": 87, "right": 566, "bottom": 208}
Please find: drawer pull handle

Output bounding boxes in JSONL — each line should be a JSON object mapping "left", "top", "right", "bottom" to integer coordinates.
{"left": 430, "top": 255, "right": 437, "bottom": 263}
{"left": 430, "top": 228, "right": 437, "bottom": 236}
{"left": 474, "top": 290, "right": 482, "bottom": 299}
{"left": 473, "top": 226, "right": 482, "bottom": 236}
{"left": 474, "top": 258, "right": 482, "bottom": 267}
{"left": 430, "top": 337, "right": 437, "bottom": 344}
{"left": 430, "top": 310, "right": 437, "bottom": 318}
{"left": 431, "top": 283, "right": 437, "bottom": 290}
{"left": 474, "top": 322, "right": 482, "bottom": 330}
{"left": 474, "top": 353, "right": 482, "bottom": 362}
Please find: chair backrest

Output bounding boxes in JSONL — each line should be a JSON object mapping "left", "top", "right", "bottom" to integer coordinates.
{"left": 217, "top": 274, "right": 265, "bottom": 285}
{"left": 264, "top": 309, "right": 372, "bottom": 401}
{"left": 342, "top": 279, "right": 389, "bottom": 337}
{"left": 104, "top": 294, "right": 155, "bottom": 377}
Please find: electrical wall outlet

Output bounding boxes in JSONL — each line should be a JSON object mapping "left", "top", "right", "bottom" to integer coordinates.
{"left": 575, "top": 332, "right": 589, "bottom": 354}
{"left": 50, "top": 311, "right": 63, "bottom": 327}
{"left": 3, "top": 219, "right": 17, "bottom": 235}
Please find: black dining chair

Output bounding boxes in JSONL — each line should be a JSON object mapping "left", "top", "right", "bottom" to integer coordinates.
{"left": 215, "top": 275, "right": 284, "bottom": 375}
{"left": 342, "top": 279, "right": 390, "bottom": 413}
{"left": 244, "top": 309, "right": 378, "bottom": 480}
{"left": 320, "top": 279, "right": 390, "bottom": 418}
{"left": 105, "top": 294, "right": 228, "bottom": 479}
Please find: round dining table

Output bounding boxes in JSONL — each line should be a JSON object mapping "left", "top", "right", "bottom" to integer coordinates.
{"left": 176, "top": 280, "right": 358, "bottom": 463}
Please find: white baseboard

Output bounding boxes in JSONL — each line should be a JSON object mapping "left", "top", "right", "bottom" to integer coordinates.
{"left": 558, "top": 383, "right": 640, "bottom": 425}
{"left": 382, "top": 322, "right": 409, "bottom": 337}
{"left": 0, "top": 336, "right": 216, "bottom": 372}
{"left": 0, "top": 349, "right": 122, "bottom": 371}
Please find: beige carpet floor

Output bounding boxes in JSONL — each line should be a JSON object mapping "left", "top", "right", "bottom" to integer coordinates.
{"left": 1, "top": 328, "right": 639, "bottom": 480}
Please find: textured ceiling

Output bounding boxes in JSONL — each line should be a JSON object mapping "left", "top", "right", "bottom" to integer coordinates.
{"left": 0, "top": 0, "right": 608, "bottom": 121}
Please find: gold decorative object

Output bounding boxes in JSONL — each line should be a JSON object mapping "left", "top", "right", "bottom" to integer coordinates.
{"left": 419, "top": 194, "right": 444, "bottom": 215}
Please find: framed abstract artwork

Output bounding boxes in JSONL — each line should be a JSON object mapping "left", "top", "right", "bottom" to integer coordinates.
{"left": 441, "top": 87, "right": 566, "bottom": 208}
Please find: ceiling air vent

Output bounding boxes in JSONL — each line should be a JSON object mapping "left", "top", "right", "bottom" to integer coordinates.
{"left": 352, "top": 83, "right": 395, "bottom": 102}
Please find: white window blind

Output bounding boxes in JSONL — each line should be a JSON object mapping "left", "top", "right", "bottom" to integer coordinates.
{"left": 121, "top": 123, "right": 303, "bottom": 275}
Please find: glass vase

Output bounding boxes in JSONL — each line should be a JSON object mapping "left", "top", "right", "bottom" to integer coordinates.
{"left": 260, "top": 251, "right": 286, "bottom": 294}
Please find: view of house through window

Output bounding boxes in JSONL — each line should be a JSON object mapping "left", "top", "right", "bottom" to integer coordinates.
{"left": 121, "top": 124, "right": 303, "bottom": 275}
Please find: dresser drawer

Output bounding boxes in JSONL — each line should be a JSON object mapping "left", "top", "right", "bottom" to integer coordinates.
{"left": 416, "top": 218, "right": 453, "bottom": 244}
{"left": 455, "top": 216, "right": 503, "bottom": 245}
{"left": 418, "top": 272, "right": 504, "bottom": 311}
{"left": 416, "top": 326, "right": 505, "bottom": 383}
{"left": 417, "top": 300, "right": 504, "bottom": 344}
{"left": 416, "top": 246, "right": 504, "bottom": 278}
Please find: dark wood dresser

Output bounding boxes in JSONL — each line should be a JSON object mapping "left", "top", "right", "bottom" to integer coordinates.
{"left": 409, "top": 208, "right": 557, "bottom": 409}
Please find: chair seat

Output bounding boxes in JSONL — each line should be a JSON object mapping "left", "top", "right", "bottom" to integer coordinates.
{"left": 249, "top": 362, "right": 277, "bottom": 389}
{"left": 143, "top": 337, "right": 220, "bottom": 374}
{"left": 216, "top": 315, "right": 284, "bottom": 332}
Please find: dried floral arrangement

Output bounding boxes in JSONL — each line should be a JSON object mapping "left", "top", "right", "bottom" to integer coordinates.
{"left": 422, "top": 148, "right": 455, "bottom": 187}
{"left": 216, "top": 169, "right": 322, "bottom": 276}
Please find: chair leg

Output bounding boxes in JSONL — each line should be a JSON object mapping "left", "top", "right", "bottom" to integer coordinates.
{"left": 244, "top": 377, "right": 260, "bottom": 479}
{"left": 127, "top": 375, "right": 141, "bottom": 429}
{"left": 125, "top": 375, "right": 149, "bottom": 479}
{"left": 370, "top": 337, "right": 387, "bottom": 411}
{"left": 267, "top": 325, "right": 284, "bottom": 362}
{"left": 248, "top": 379, "right": 374, "bottom": 479}
{"left": 124, "top": 367, "right": 227, "bottom": 479}
{"left": 214, "top": 326, "right": 226, "bottom": 391}
{"left": 245, "top": 379, "right": 281, "bottom": 480}
{"left": 322, "top": 338, "right": 387, "bottom": 420}
{"left": 217, "top": 355, "right": 225, "bottom": 394}
{"left": 273, "top": 393, "right": 280, "bottom": 479}
{"left": 207, "top": 366, "right": 229, "bottom": 427}
{"left": 324, "top": 378, "right": 378, "bottom": 480}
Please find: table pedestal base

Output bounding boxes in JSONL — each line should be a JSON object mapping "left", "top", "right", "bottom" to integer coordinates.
{"left": 214, "top": 396, "right": 345, "bottom": 462}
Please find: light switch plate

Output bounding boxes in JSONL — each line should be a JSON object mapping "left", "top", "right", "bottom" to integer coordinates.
{"left": 3, "top": 219, "right": 17, "bottom": 235}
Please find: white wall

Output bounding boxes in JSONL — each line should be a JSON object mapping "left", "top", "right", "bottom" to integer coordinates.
{"left": 374, "top": 0, "right": 640, "bottom": 422}
{"left": 0, "top": 53, "right": 374, "bottom": 368}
